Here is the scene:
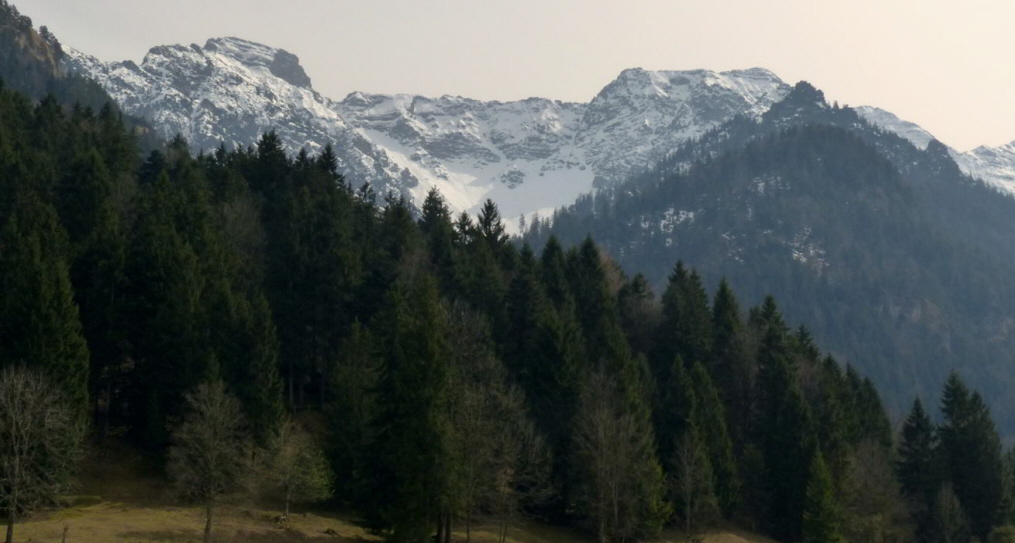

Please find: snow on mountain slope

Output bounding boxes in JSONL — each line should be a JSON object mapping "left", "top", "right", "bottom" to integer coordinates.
{"left": 855, "top": 106, "right": 936, "bottom": 150}
{"left": 64, "top": 37, "right": 792, "bottom": 226}
{"left": 336, "top": 92, "right": 592, "bottom": 225}
{"left": 856, "top": 106, "right": 1015, "bottom": 195}
{"left": 956, "top": 142, "right": 1015, "bottom": 193}
{"left": 577, "top": 67, "right": 789, "bottom": 187}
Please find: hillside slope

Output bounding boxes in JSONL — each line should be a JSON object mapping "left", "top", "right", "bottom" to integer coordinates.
{"left": 526, "top": 85, "right": 1015, "bottom": 428}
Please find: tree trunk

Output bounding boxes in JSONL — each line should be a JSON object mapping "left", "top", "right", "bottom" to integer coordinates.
{"left": 285, "top": 486, "right": 291, "bottom": 519}
{"left": 204, "top": 502, "right": 214, "bottom": 543}
{"left": 498, "top": 519, "right": 509, "bottom": 543}
{"left": 288, "top": 358, "right": 294, "bottom": 412}
{"left": 466, "top": 508, "right": 472, "bottom": 543}
{"left": 437, "top": 515, "right": 445, "bottom": 543}
{"left": 104, "top": 381, "right": 113, "bottom": 438}
{"left": 444, "top": 514, "right": 453, "bottom": 543}
{"left": 5, "top": 511, "right": 14, "bottom": 543}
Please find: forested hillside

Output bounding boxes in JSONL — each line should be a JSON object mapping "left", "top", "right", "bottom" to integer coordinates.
{"left": 1, "top": 78, "right": 1015, "bottom": 543}
{"left": 525, "top": 83, "right": 1015, "bottom": 432}
{"left": 0, "top": 0, "right": 159, "bottom": 154}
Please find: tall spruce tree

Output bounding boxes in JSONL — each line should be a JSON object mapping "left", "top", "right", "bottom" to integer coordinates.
{"left": 369, "top": 274, "right": 456, "bottom": 543}
{"left": 940, "top": 374, "right": 1005, "bottom": 542}
{"left": 711, "top": 278, "right": 752, "bottom": 448}
{"left": 753, "top": 315, "right": 814, "bottom": 542}
{"left": 0, "top": 191, "right": 89, "bottom": 420}
{"left": 655, "top": 262, "right": 713, "bottom": 376}
{"left": 801, "top": 449, "right": 843, "bottom": 543}
{"left": 898, "top": 397, "right": 942, "bottom": 543}
{"left": 689, "top": 361, "right": 739, "bottom": 517}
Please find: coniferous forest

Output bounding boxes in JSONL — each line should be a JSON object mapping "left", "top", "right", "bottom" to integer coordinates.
{"left": 2, "top": 71, "right": 1015, "bottom": 543}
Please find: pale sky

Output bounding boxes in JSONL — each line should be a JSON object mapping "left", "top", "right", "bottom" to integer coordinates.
{"left": 17, "top": 0, "right": 1015, "bottom": 152}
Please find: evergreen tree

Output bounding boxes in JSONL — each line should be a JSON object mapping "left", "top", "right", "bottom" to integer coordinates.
{"left": 539, "top": 236, "right": 571, "bottom": 310}
{"left": 124, "top": 171, "right": 208, "bottom": 446}
{"left": 617, "top": 273, "right": 659, "bottom": 359}
{"left": 327, "top": 321, "right": 380, "bottom": 503}
{"left": 369, "top": 274, "right": 456, "bottom": 543}
{"left": 814, "top": 356, "right": 850, "bottom": 485}
{"left": 569, "top": 237, "right": 629, "bottom": 372}
{"left": 0, "top": 191, "right": 89, "bottom": 420}
{"left": 689, "top": 362, "right": 739, "bottom": 517}
{"left": 504, "top": 244, "right": 548, "bottom": 383}
{"left": 801, "top": 449, "right": 842, "bottom": 543}
{"left": 711, "top": 278, "right": 752, "bottom": 449}
{"left": 940, "top": 374, "right": 1006, "bottom": 542}
{"left": 898, "top": 397, "right": 943, "bottom": 542}
{"left": 419, "top": 187, "right": 459, "bottom": 293}
{"left": 753, "top": 319, "right": 814, "bottom": 541}
{"left": 655, "top": 262, "right": 713, "bottom": 375}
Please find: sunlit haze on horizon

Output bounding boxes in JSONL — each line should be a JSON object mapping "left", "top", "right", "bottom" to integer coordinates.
{"left": 19, "top": 0, "right": 1015, "bottom": 152}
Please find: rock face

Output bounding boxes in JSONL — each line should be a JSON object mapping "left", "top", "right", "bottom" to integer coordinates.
{"left": 64, "top": 37, "right": 791, "bottom": 226}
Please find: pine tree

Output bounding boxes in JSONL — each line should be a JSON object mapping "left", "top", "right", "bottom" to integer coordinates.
{"left": 221, "top": 292, "right": 285, "bottom": 441}
{"left": 504, "top": 244, "right": 548, "bottom": 384}
{"left": 689, "top": 362, "right": 739, "bottom": 517}
{"left": 711, "top": 278, "right": 752, "bottom": 449}
{"left": 801, "top": 449, "right": 842, "bottom": 543}
{"left": 124, "top": 171, "right": 208, "bottom": 447}
{"left": 569, "top": 237, "right": 628, "bottom": 372}
{"left": 369, "top": 274, "right": 456, "bottom": 543}
{"left": 655, "top": 262, "right": 713, "bottom": 375}
{"left": 754, "top": 320, "right": 814, "bottom": 541}
{"left": 940, "top": 374, "right": 1005, "bottom": 542}
{"left": 0, "top": 191, "right": 89, "bottom": 420}
{"left": 539, "top": 237, "right": 571, "bottom": 310}
{"left": 419, "top": 187, "right": 459, "bottom": 293}
{"left": 897, "top": 397, "right": 942, "bottom": 541}
{"left": 814, "top": 356, "right": 849, "bottom": 485}
{"left": 617, "top": 273, "right": 659, "bottom": 358}
{"left": 327, "top": 321, "right": 380, "bottom": 502}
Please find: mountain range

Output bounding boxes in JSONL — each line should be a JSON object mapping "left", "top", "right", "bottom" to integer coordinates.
{"left": 63, "top": 37, "right": 1015, "bottom": 231}
{"left": 63, "top": 37, "right": 791, "bottom": 229}
{"left": 8, "top": 6, "right": 1015, "bottom": 430}
{"left": 524, "top": 81, "right": 1015, "bottom": 428}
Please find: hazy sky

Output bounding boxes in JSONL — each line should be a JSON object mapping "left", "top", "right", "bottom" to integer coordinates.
{"left": 18, "top": 0, "right": 1015, "bottom": 151}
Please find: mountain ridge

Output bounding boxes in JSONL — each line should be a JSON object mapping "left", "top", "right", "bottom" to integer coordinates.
{"left": 63, "top": 37, "right": 792, "bottom": 227}
{"left": 523, "top": 83, "right": 1015, "bottom": 430}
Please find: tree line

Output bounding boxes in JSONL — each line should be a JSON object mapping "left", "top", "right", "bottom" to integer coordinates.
{"left": 1, "top": 81, "right": 1014, "bottom": 543}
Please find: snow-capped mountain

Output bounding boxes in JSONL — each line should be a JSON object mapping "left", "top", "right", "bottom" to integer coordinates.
{"left": 955, "top": 142, "right": 1015, "bottom": 192}
{"left": 854, "top": 106, "right": 936, "bottom": 150}
{"left": 65, "top": 37, "right": 790, "bottom": 226}
{"left": 855, "top": 106, "right": 1015, "bottom": 195}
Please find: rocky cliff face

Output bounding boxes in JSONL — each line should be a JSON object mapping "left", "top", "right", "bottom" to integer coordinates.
{"left": 65, "top": 37, "right": 791, "bottom": 226}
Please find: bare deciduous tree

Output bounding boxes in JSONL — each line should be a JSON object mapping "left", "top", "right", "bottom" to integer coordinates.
{"left": 840, "top": 440, "right": 912, "bottom": 543}
{"left": 445, "top": 303, "right": 552, "bottom": 543}
{"left": 572, "top": 369, "right": 641, "bottom": 543}
{"left": 260, "top": 417, "right": 332, "bottom": 520}
{"left": 672, "top": 426, "right": 718, "bottom": 543}
{"left": 167, "top": 380, "right": 250, "bottom": 543}
{"left": 0, "top": 366, "right": 83, "bottom": 543}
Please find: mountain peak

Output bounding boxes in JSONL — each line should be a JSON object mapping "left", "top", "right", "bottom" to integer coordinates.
{"left": 203, "top": 37, "right": 311, "bottom": 88}
{"left": 786, "top": 81, "right": 826, "bottom": 105}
